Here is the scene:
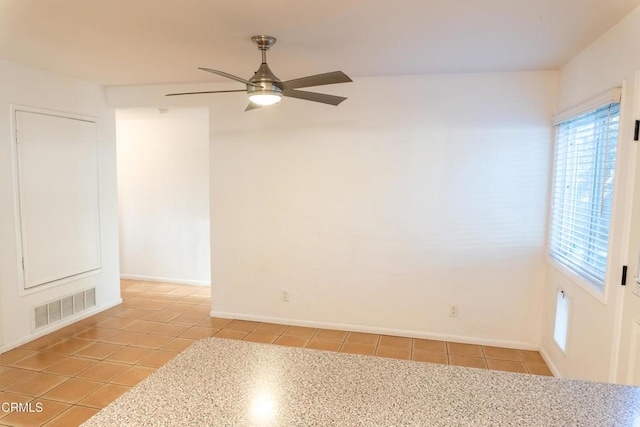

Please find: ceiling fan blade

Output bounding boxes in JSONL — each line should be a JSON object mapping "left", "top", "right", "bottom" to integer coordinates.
{"left": 281, "top": 71, "right": 352, "bottom": 90}
{"left": 198, "top": 68, "right": 262, "bottom": 88}
{"left": 283, "top": 89, "right": 347, "bottom": 106}
{"left": 245, "top": 102, "right": 262, "bottom": 112}
{"left": 165, "top": 90, "right": 246, "bottom": 97}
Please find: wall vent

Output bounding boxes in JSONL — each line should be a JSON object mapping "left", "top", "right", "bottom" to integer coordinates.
{"left": 34, "top": 305, "right": 48, "bottom": 329}
{"left": 33, "top": 287, "right": 97, "bottom": 330}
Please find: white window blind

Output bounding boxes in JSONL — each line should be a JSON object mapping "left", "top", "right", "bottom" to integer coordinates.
{"left": 549, "top": 102, "right": 620, "bottom": 290}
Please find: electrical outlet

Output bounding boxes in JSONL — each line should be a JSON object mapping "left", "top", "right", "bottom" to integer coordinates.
{"left": 449, "top": 305, "right": 458, "bottom": 317}
{"left": 281, "top": 290, "right": 289, "bottom": 302}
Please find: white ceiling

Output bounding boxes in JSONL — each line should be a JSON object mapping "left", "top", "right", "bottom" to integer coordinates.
{"left": 0, "top": 0, "right": 638, "bottom": 86}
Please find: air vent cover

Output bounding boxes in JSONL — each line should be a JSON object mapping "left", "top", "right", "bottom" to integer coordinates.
{"left": 61, "top": 296, "right": 74, "bottom": 319}
{"left": 33, "top": 287, "right": 97, "bottom": 330}
{"left": 74, "top": 292, "right": 86, "bottom": 312}
{"left": 48, "top": 300, "right": 62, "bottom": 323}
{"left": 34, "top": 305, "right": 48, "bottom": 329}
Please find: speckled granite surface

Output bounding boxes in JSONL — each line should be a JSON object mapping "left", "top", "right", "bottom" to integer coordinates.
{"left": 82, "top": 338, "right": 640, "bottom": 426}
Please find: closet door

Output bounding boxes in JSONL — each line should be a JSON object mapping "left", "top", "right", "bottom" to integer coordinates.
{"left": 16, "top": 110, "right": 101, "bottom": 289}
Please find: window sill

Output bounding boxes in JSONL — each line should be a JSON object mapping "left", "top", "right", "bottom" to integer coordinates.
{"left": 546, "top": 257, "right": 608, "bottom": 305}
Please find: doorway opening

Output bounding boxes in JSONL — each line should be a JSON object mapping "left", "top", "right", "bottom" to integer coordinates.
{"left": 115, "top": 107, "right": 211, "bottom": 292}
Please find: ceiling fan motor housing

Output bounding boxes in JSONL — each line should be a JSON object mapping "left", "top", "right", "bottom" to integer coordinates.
{"left": 247, "top": 62, "right": 283, "bottom": 96}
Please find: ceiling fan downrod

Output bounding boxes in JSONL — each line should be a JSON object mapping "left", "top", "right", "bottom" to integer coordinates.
{"left": 251, "top": 35, "right": 277, "bottom": 64}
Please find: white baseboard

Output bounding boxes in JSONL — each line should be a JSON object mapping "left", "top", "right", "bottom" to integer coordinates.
{"left": 0, "top": 298, "right": 122, "bottom": 353}
{"left": 120, "top": 274, "right": 210, "bottom": 287}
{"left": 210, "top": 310, "right": 539, "bottom": 351}
{"left": 539, "top": 345, "right": 562, "bottom": 377}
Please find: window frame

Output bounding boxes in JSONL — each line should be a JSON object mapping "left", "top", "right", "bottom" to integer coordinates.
{"left": 547, "top": 89, "right": 622, "bottom": 301}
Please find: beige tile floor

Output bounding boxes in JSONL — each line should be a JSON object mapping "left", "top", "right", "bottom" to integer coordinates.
{"left": 0, "top": 280, "right": 552, "bottom": 426}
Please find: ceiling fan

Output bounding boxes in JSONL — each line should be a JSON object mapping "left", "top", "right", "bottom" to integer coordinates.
{"left": 166, "top": 35, "right": 353, "bottom": 111}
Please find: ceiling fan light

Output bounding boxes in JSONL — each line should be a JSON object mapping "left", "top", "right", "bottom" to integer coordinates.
{"left": 249, "top": 93, "right": 282, "bottom": 106}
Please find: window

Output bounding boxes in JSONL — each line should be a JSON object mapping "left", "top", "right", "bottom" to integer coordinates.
{"left": 549, "top": 100, "right": 620, "bottom": 291}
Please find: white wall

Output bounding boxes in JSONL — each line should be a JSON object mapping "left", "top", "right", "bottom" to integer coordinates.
{"left": 107, "top": 71, "right": 557, "bottom": 349}
{"left": 116, "top": 108, "right": 211, "bottom": 286}
{"left": 540, "top": 6, "right": 640, "bottom": 382}
{"left": 0, "top": 59, "right": 120, "bottom": 349}
{"left": 209, "top": 72, "right": 556, "bottom": 348}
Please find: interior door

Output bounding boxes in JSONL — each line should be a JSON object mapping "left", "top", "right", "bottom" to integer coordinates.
{"left": 617, "top": 70, "right": 640, "bottom": 385}
{"left": 15, "top": 110, "right": 101, "bottom": 290}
